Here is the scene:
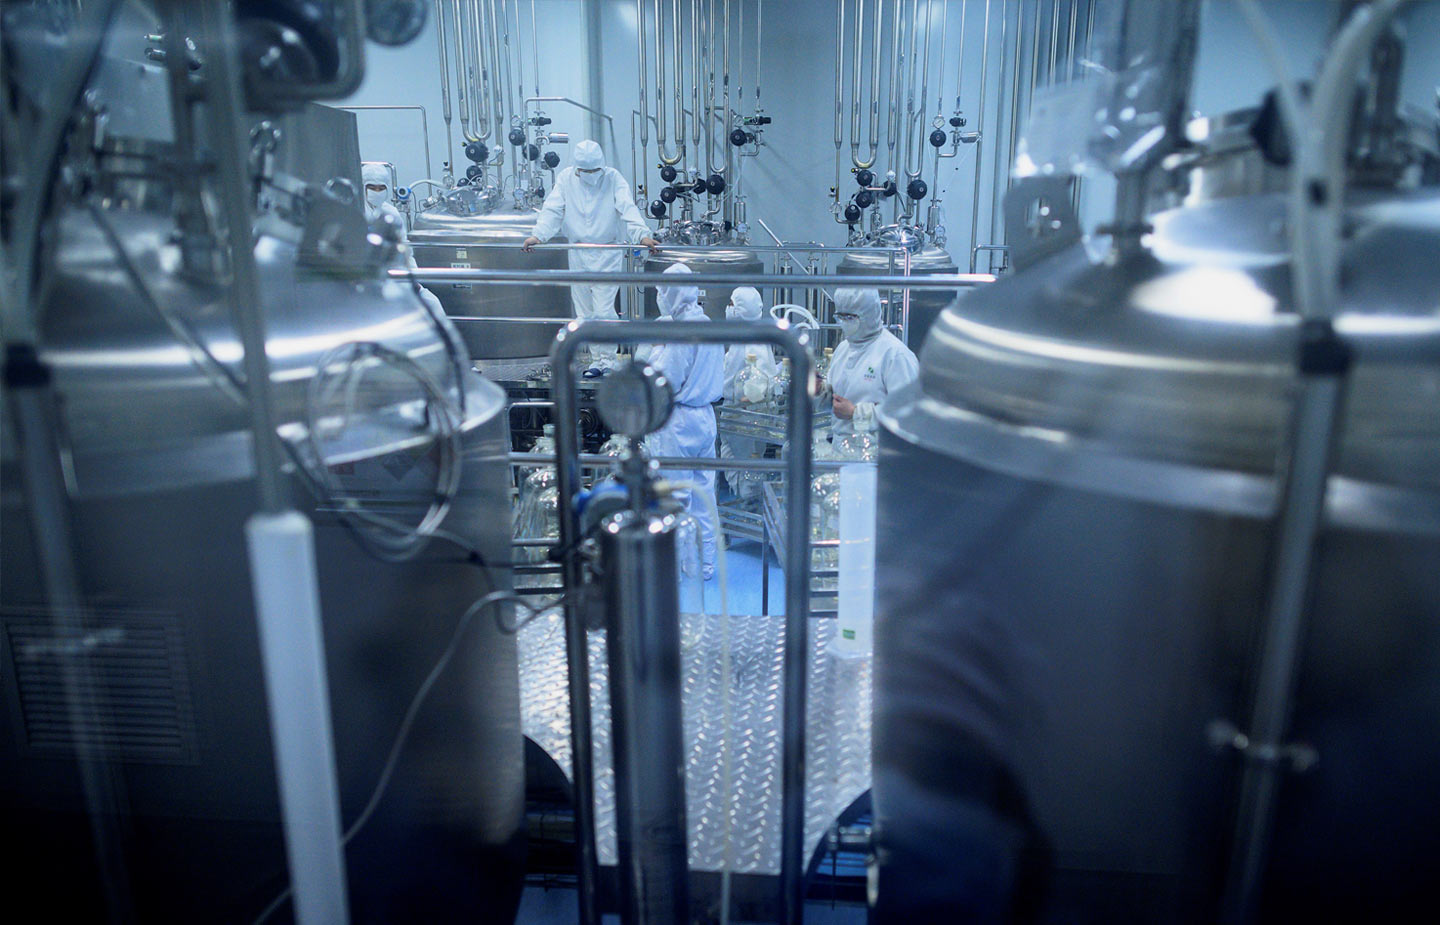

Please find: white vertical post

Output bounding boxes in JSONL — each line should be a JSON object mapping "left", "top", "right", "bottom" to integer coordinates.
{"left": 832, "top": 463, "right": 878, "bottom": 657}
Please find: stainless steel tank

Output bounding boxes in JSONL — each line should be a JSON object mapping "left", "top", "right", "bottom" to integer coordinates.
{"left": 838, "top": 243, "right": 957, "bottom": 351}
{"left": 871, "top": 191, "right": 1440, "bottom": 923}
{"left": 409, "top": 208, "right": 571, "bottom": 361}
{"left": 1, "top": 209, "right": 526, "bottom": 922}
{"left": 642, "top": 247, "right": 765, "bottom": 320}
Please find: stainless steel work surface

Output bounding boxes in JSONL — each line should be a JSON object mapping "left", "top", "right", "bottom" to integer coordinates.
{"left": 518, "top": 610, "right": 871, "bottom": 874}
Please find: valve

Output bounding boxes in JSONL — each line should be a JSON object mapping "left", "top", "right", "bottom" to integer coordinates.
{"left": 523, "top": 143, "right": 540, "bottom": 161}
{"left": 508, "top": 127, "right": 526, "bottom": 146}
{"left": 855, "top": 190, "right": 874, "bottom": 209}
{"left": 882, "top": 179, "right": 898, "bottom": 198}
{"left": 706, "top": 173, "right": 726, "bottom": 195}
{"left": 950, "top": 114, "right": 967, "bottom": 128}
{"left": 464, "top": 140, "right": 488, "bottom": 163}
{"left": 743, "top": 114, "right": 772, "bottom": 126}
{"left": 659, "top": 186, "right": 677, "bottom": 203}
{"left": 465, "top": 164, "right": 483, "bottom": 181}
{"left": 660, "top": 164, "right": 678, "bottom": 183}
{"left": 650, "top": 200, "right": 668, "bottom": 218}
{"left": 907, "top": 178, "right": 928, "bottom": 200}
{"left": 844, "top": 202, "right": 862, "bottom": 224}
{"left": 930, "top": 129, "right": 947, "bottom": 147}
{"left": 730, "top": 128, "right": 752, "bottom": 147}
{"left": 692, "top": 178, "right": 709, "bottom": 194}
{"left": 855, "top": 168, "right": 874, "bottom": 188}
{"left": 542, "top": 151, "right": 561, "bottom": 169}
{"left": 529, "top": 114, "right": 553, "bottom": 126}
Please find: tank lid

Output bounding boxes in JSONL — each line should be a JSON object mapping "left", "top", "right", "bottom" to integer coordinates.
{"left": 888, "top": 191, "right": 1440, "bottom": 509}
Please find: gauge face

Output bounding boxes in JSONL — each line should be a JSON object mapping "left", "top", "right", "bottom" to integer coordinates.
{"left": 596, "top": 362, "right": 673, "bottom": 439}
{"left": 365, "top": 0, "right": 427, "bottom": 46}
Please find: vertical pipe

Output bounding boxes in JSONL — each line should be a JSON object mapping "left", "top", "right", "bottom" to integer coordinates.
{"left": 755, "top": 0, "right": 762, "bottom": 107}
{"left": 955, "top": 0, "right": 968, "bottom": 111}
{"left": 550, "top": 342, "right": 601, "bottom": 925}
{"left": 904, "top": 0, "right": 921, "bottom": 179}
{"left": 887, "top": 0, "right": 903, "bottom": 165}
{"left": 532, "top": 0, "right": 541, "bottom": 97}
{"left": 1049, "top": 0, "right": 1061, "bottom": 84}
{"left": 692, "top": 0, "right": 702, "bottom": 153}
{"left": 867, "top": 0, "right": 883, "bottom": 163}
{"left": 673, "top": 0, "right": 685, "bottom": 154}
{"left": 967, "top": 0, "right": 991, "bottom": 269}
{"left": 435, "top": 0, "right": 455, "bottom": 176}
{"left": 993, "top": 0, "right": 1018, "bottom": 252}
{"left": 639, "top": 0, "right": 650, "bottom": 151}
{"left": 467, "top": 0, "right": 488, "bottom": 141}
{"left": 936, "top": 0, "right": 949, "bottom": 118}
{"left": 199, "top": 4, "right": 349, "bottom": 924}
{"left": 452, "top": 1, "right": 476, "bottom": 142}
{"left": 836, "top": 0, "right": 847, "bottom": 196}
{"left": 1066, "top": 0, "right": 1079, "bottom": 80}
{"left": 603, "top": 516, "right": 690, "bottom": 925}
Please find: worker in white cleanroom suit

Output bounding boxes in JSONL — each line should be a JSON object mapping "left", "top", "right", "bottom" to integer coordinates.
{"left": 644, "top": 265, "right": 725, "bottom": 579}
{"left": 827, "top": 287, "right": 919, "bottom": 436}
{"left": 361, "top": 163, "right": 446, "bottom": 317}
{"left": 719, "top": 286, "right": 778, "bottom": 499}
{"left": 523, "top": 140, "right": 659, "bottom": 378}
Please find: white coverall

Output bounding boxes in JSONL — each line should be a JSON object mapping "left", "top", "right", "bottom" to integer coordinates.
{"left": 645, "top": 265, "right": 725, "bottom": 578}
{"left": 362, "top": 164, "right": 447, "bottom": 318}
{"left": 719, "top": 287, "right": 779, "bottom": 498}
{"left": 828, "top": 287, "right": 920, "bottom": 436}
{"left": 529, "top": 142, "right": 652, "bottom": 370}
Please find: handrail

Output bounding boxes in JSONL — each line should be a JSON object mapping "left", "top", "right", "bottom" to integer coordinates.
{"left": 396, "top": 267, "right": 997, "bottom": 289}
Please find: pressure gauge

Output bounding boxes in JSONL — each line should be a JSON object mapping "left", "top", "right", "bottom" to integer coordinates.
{"left": 595, "top": 361, "right": 673, "bottom": 439}
{"left": 366, "top": 0, "right": 427, "bottom": 47}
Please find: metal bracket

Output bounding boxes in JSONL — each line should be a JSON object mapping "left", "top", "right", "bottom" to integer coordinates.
{"left": 1003, "top": 175, "right": 1083, "bottom": 271}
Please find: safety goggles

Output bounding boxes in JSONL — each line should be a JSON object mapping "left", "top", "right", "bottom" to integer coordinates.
{"left": 835, "top": 312, "right": 860, "bottom": 322}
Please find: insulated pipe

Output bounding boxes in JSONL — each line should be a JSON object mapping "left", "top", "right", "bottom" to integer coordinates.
{"left": 968, "top": 0, "right": 992, "bottom": 269}
{"left": 435, "top": 0, "right": 456, "bottom": 175}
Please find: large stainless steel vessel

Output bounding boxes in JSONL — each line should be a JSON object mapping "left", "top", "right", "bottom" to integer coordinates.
{"left": 838, "top": 243, "right": 957, "bottom": 350}
{"left": 871, "top": 190, "right": 1440, "bottom": 923}
{"left": 1, "top": 209, "right": 526, "bottom": 922}
{"left": 642, "top": 247, "right": 765, "bottom": 320}
{"left": 410, "top": 207, "right": 571, "bottom": 361}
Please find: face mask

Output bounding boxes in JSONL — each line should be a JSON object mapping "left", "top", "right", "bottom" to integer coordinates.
{"left": 578, "top": 169, "right": 603, "bottom": 188}
{"left": 365, "top": 187, "right": 387, "bottom": 208}
{"left": 726, "top": 305, "right": 742, "bottom": 320}
{"left": 838, "top": 317, "right": 860, "bottom": 338}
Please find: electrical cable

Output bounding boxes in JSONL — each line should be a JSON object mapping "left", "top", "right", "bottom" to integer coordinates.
{"left": 250, "top": 587, "right": 564, "bottom": 924}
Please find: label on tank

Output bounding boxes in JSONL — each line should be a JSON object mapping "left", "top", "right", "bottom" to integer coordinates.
{"left": 451, "top": 262, "right": 471, "bottom": 269}
{"left": 455, "top": 249, "right": 468, "bottom": 258}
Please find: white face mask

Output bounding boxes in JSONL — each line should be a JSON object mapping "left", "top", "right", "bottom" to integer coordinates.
{"left": 838, "top": 317, "right": 860, "bottom": 338}
{"left": 578, "top": 169, "right": 604, "bottom": 188}
{"left": 365, "top": 187, "right": 387, "bottom": 208}
{"left": 725, "top": 304, "right": 742, "bottom": 320}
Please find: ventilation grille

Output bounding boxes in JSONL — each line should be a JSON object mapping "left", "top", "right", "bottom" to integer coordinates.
{"left": 4, "top": 610, "right": 198, "bottom": 764}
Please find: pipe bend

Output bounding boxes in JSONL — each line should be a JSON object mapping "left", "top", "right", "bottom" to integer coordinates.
{"left": 851, "top": 141, "right": 877, "bottom": 171}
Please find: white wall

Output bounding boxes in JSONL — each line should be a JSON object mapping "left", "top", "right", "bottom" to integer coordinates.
{"left": 338, "top": 1, "right": 1440, "bottom": 259}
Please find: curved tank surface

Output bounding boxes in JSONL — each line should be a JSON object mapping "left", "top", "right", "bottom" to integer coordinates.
{"left": 642, "top": 247, "right": 765, "bottom": 320}
{"left": 838, "top": 244, "right": 957, "bottom": 351}
{"left": 410, "top": 208, "right": 572, "bottom": 361}
{"left": 1, "top": 209, "right": 526, "bottom": 923}
{"left": 870, "top": 191, "right": 1440, "bottom": 923}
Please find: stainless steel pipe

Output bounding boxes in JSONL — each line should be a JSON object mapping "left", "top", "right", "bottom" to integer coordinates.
{"left": 396, "top": 267, "right": 996, "bottom": 288}
{"left": 550, "top": 319, "right": 816, "bottom": 925}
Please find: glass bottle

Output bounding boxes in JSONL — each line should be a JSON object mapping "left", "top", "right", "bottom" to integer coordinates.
{"left": 735, "top": 351, "right": 773, "bottom": 412}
